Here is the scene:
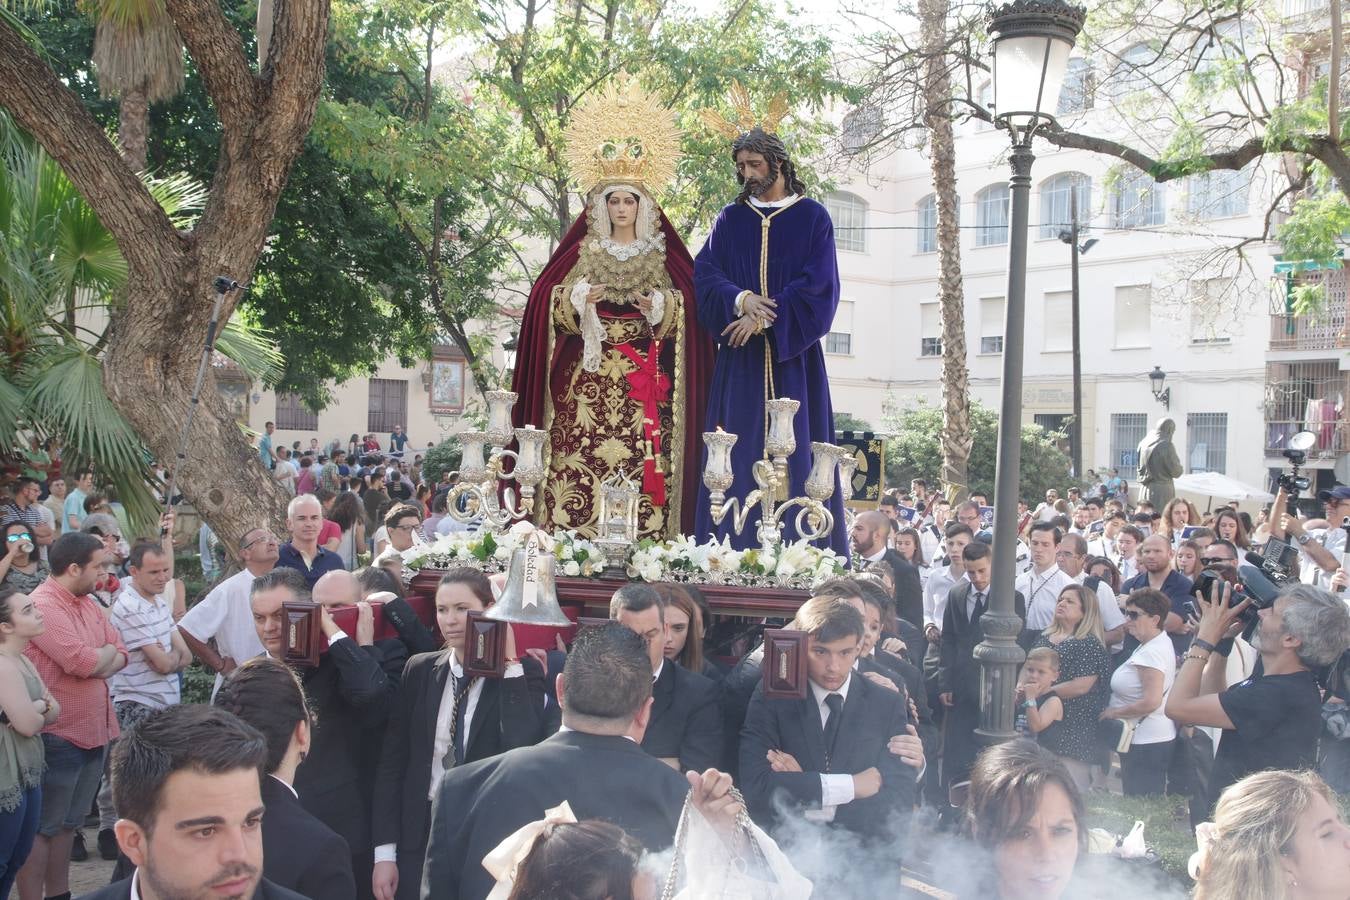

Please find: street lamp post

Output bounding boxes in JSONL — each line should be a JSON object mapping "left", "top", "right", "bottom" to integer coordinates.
{"left": 977, "top": 0, "right": 1086, "bottom": 746}
{"left": 1058, "top": 189, "right": 1098, "bottom": 482}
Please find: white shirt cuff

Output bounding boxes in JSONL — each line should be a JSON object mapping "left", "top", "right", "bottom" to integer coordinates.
{"left": 820, "top": 773, "right": 856, "bottom": 808}
{"left": 328, "top": 628, "right": 351, "bottom": 645}
{"left": 503, "top": 662, "right": 525, "bottom": 679}
{"left": 374, "top": 843, "right": 397, "bottom": 864}
{"left": 734, "top": 289, "right": 750, "bottom": 315}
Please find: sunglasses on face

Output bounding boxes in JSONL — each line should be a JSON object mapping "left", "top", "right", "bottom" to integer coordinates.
{"left": 1124, "top": 609, "right": 1142, "bottom": 620}
{"left": 5, "top": 533, "right": 30, "bottom": 543}
{"left": 1200, "top": 557, "right": 1234, "bottom": 566}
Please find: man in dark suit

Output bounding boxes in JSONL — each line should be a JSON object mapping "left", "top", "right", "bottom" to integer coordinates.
{"left": 79, "top": 705, "right": 307, "bottom": 900}
{"left": 740, "top": 597, "right": 917, "bottom": 873}
{"left": 719, "top": 576, "right": 869, "bottom": 777}
{"left": 373, "top": 569, "right": 547, "bottom": 900}
{"left": 421, "top": 622, "right": 743, "bottom": 900}
{"left": 851, "top": 510, "right": 924, "bottom": 636}
{"left": 608, "top": 583, "right": 721, "bottom": 772}
{"left": 252, "top": 567, "right": 394, "bottom": 900}
{"left": 937, "top": 540, "right": 1026, "bottom": 789}
{"left": 214, "top": 656, "right": 357, "bottom": 900}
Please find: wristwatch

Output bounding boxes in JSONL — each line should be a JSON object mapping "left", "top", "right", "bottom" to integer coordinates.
{"left": 1296, "top": 532, "right": 1313, "bottom": 545}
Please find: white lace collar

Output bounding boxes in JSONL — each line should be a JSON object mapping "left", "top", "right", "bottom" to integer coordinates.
{"left": 598, "top": 236, "right": 654, "bottom": 261}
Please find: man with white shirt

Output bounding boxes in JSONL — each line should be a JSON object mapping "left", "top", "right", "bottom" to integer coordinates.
{"left": 1115, "top": 525, "right": 1144, "bottom": 582}
{"left": 1016, "top": 523, "right": 1076, "bottom": 633}
{"left": 251, "top": 568, "right": 393, "bottom": 900}
{"left": 178, "top": 527, "right": 277, "bottom": 698}
{"left": 97, "top": 542, "right": 193, "bottom": 858}
{"left": 923, "top": 523, "right": 973, "bottom": 643}
{"left": 740, "top": 598, "right": 915, "bottom": 856}
{"left": 920, "top": 498, "right": 950, "bottom": 564}
{"left": 1055, "top": 534, "right": 1126, "bottom": 649}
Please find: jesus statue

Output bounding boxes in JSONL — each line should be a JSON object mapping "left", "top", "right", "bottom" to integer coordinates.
{"left": 692, "top": 120, "right": 848, "bottom": 556}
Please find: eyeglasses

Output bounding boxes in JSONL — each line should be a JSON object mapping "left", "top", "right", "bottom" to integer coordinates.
{"left": 1200, "top": 557, "right": 1234, "bottom": 567}
{"left": 241, "top": 533, "right": 279, "bottom": 551}
{"left": 1054, "top": 550, "right": 1081, "bottom": 559}
{"left": 5, "top": 533, "right": 30, "bottom": 543}
{"left": 389, "top": 523, "right": 418, "bottom": 532}
{"left": 1123, "top": 609, "right": 1142, "bottom": 620}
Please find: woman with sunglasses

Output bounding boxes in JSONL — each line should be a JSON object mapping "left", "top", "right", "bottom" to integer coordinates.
{"left": 1102, "top": 589, "right": 1177, "bottom": 796}
{"left": 0, "top": 523, "right": 47, "bottom": 594}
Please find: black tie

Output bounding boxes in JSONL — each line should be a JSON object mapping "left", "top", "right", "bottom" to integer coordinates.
{"left": 822, "top": 693, "right": 844, "bottom": 771}
{"left": 445, "top": 676, "right": 476, "bottom": 769}
{"left": 972, "top": 591, "right": 985, "bottom": 619}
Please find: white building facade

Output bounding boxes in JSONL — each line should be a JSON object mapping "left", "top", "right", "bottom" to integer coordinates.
{"left": 819, "top": 67, "right": 1275, "bottom": 490}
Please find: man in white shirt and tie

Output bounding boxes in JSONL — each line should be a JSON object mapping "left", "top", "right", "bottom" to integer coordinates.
{"left": 922, "top": 523, "right": 973, "bottom": 645}
{"left": 1055, "top": 533, "right": 1127, "bottom": 650}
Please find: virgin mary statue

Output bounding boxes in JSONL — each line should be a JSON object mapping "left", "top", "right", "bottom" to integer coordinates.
{"left": 510, "top": 80, "right": 713, "bottom": 540}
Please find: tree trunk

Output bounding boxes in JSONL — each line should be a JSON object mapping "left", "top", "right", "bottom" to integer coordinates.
{"left": 118, "top": 82, "right": 149, "bottom": 173}
{"left": 919, "top": 0, "right": 972, "bottom": 503}
{"left": 0, "top": 0, "right": 331, "bottom": 558}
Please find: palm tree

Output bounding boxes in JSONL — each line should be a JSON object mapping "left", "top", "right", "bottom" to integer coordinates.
{"left": 0, "top": 114, "right": 281, "bottom": 529}
{"left": 89, "top": 0, "right": 184, "bottom": 172}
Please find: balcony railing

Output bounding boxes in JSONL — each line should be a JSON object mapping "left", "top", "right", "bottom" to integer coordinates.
{"left": 1270, "top": 268, "right": 1350, "bottom": 352}
{"left": 1264, "top": 361, "right": 1349, "bottom": 458}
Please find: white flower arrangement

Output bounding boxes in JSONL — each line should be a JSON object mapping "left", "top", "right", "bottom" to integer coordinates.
{"left": 403, "top": 525, "right": 844, "bottom": 590}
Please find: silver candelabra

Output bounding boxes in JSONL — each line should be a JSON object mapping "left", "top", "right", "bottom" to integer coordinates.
{"left": 447, "top": 391, "right": 548, "bottom": 530}
{"left": 701, "top": 398, "right": 850, "bottom": 552}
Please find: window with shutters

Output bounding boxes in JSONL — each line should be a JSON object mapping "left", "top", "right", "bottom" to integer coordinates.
{"left": 824, "top": 192, "right": 867, "bottom": 253}
{"left": 1110, "top": 413, "right": 1149, "bottom": 479}
{"left": 825, "top": 300, "right": 854, "bottom": 355}
{"left": 980, "top": 296, "right": 1005, "bottom": 354}
{"left": 1114, "top": 284, "right": 1152, "bottom": 348}
{"left": 367, "top": 379, "right": 408, "bottom": 433}
{"left": 920, "top": 302, "right": 943, "bottom": 357}
{"left": 275, "top": 393, "right": 317, "bottom": 431}
{"left": 1187, "top": 413, "right": 1228, "bottom": 474}
{"left": 976, "top": 184, "right": 1010, "bottom": 247}
{"left": 1043, "top": 291, "right": 1073, "bottom": 352}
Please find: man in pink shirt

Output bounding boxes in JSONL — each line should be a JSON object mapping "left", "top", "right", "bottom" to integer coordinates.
{"left": 18, "top": 532, "right": 126, "bottom": 900}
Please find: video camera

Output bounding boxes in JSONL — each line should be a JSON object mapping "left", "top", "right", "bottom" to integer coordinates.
{"left": 1191, "top": 543, "right": 1292, "bottom": 631}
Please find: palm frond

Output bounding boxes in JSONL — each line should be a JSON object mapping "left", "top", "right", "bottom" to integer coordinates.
{"left": 217, "top": 316, "right": 284, "bottom": 385}
{"left": 0, "top": 372, "right": 25, "bottom": 453}
{"left": 145, "top": 170, "right": 207, "bottom": 228}
{"left": 90, "top": 3, "right": 184, "bottom": 102}
{"left": 21, "top": 345, "right": 159, "bottom": 527}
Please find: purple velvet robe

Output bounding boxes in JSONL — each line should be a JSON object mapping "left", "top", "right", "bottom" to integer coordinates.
{"left": 693, "top": 197, "right": 848, "bottom": 556}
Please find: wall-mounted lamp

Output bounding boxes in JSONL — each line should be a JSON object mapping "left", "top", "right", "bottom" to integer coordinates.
{"left": 1148, "top": 365, "right": 1170, "bottom": 410}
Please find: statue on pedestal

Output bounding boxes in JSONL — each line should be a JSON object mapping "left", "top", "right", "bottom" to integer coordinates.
{"left": 1137, "top": 417, "right": 1182, "bottom": 507}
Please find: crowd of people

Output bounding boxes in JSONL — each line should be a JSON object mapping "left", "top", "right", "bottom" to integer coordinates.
{"left": 0, "top": 428, "right": 1347, "bottom": 899}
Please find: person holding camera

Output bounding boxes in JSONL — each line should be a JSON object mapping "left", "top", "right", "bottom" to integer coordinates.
{"left": 1274, "top": 484, "right": 1350, "bottom": 592}
{"left": 1165, "top": 579, "right": 1350, "bottom": 816}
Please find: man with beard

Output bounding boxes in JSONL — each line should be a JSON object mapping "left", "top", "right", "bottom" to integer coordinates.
{"left": 693, "top": 123, "right": 847, "bottom": 556}
{"left": 77, "top": 704, "right": 306, "bottom": 900}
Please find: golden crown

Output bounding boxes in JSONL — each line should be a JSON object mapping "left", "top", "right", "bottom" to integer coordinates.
{"left": 698, "top": 81, "right": 790, "bottom": 140}
{"left": 563, "top": 76, "right": 682, "bottom": 197}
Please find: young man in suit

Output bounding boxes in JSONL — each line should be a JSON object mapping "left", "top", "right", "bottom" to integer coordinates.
{"left": 421, "top": 622, "right": 743, "bottom": 900}
{"left": 718, "top": 577, "right": 866, "bottom": 777}
{"left": 214, "top": 657, "right": 356, "bottom": 900}
{"left": 78, "top": 705, "right": 306, "bottom": 900}
{"left": 371, "top": 569, "right": 546, "bottom": 900}
{"left": 251, "top": 567, "right": 394, "bottom": 900}
{"left": 609, "top": 583, "right": 722, "bottom": 772}
{"left": 739, "top": 598, "right": 917, "bottom": 856}
{"left": 937, "top": 540, "right": 1026, "bottom": 789}
{"left": 851, "top": 510, "right": 924, "bottom": 635}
